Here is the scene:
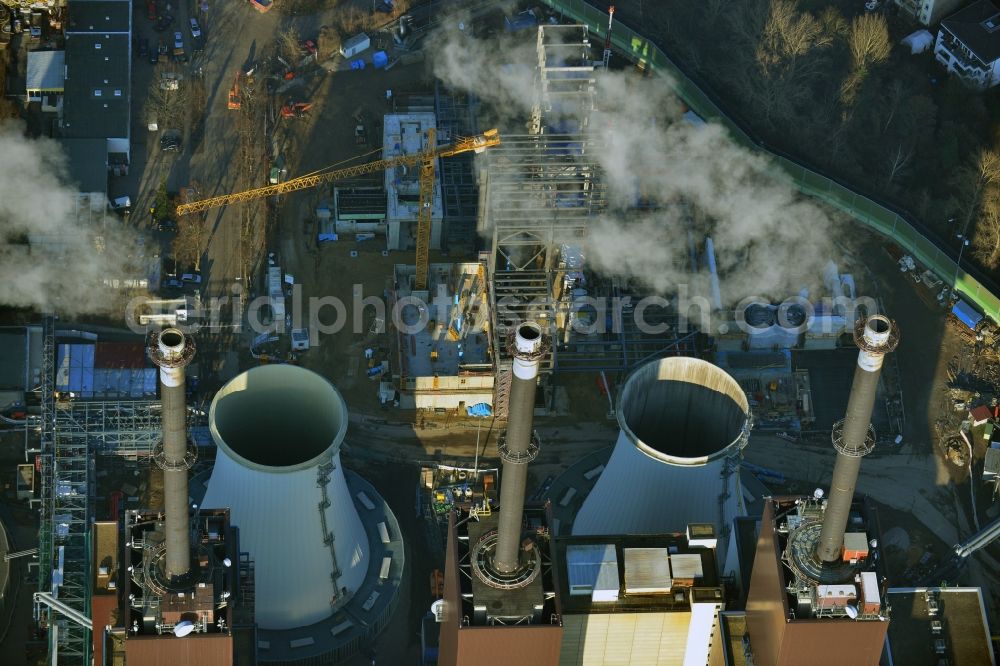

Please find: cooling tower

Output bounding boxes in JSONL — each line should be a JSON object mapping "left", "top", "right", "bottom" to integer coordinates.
{"left": 202, "top": 365, "right": 369, "bottom": 630}
{"left": 572, "top": 357, "right": 751, "bottom": 564}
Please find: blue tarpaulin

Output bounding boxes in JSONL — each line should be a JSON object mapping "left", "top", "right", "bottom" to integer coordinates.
{"left": 467, "top": 403, "right": 492, "bottom": 418}
{"left": 952, "top": 299, "right": 983, "bottom": 331}
{"left": 372, "top": 51, "right": 388, "bottom": 69}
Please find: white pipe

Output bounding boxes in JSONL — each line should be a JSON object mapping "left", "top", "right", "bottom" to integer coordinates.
{"left": 706, "top": 237, "right": 723, "bottom": 311}
{"left": 34, "top": 592, "right": 92, "bottom": 629}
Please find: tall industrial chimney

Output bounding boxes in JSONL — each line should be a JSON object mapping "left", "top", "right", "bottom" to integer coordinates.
{"left": 815, "top": 314, "right": 898, "bottom": 563}
{"left": 494, "top": 322, "right": 545, "bottom": 574}
{"left": 148, "top": 327, "right": 196, "bottom": 580}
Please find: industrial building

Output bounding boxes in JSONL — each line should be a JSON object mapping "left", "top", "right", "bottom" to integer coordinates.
{"left": 201, "top": 364, "right": 403, "bottom": 663}
{"left": 392, "top": 260, "right": 494, "bottom": 409}
{"left": 384, "top": 112, "right": 444, "bottom": 251}
{"left": 569, "top": 356, "right": 751, "bottom": 576}
{"left": 555, "top": 531, "right": 725, "bottom": 665}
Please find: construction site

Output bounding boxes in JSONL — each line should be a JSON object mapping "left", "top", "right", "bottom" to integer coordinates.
{"left": 0, "top": 1, "right": 998, "bottom": 665}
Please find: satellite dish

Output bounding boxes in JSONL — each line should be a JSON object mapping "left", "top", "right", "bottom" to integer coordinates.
{"left": 431, "top": 599, "right": 445, "bottom": 622}
{"left": 223, "top": 557, "right": 232, "bottom": 568}
{"left": 845, "top": 605, "right": 859, "bottom": 619}
{"left": 869, "top": 539, "right": 878, "bottom": 549}
{"left": 813, "top": 488, "right": 825, "bottom": 499}
{"left": 173, "top": 620, "right": 195, "bottom": 637}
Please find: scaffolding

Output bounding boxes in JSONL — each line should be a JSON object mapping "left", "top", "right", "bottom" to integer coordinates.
{"left": 35, "top": 316, "right": 93, "bottom": 664}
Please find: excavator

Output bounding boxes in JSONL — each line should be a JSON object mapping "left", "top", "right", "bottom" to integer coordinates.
{"left": 227, "top": 71, "right": 241, "bottom": 110}
{"left": 280, "top": 99, "right": 314, "bottom": 119}
{"left": 175, "top": 128, "right": 500, "bottom": 290}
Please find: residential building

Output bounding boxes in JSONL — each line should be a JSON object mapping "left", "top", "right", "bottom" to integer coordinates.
{"left": 895, "top": 0, "right": 968, "bottom": 27}
{"left": 935, "top": 0, "right": 1000, "bottom": 89}
{"left": 61, "top": 0, "right": 132, "bottom": 174}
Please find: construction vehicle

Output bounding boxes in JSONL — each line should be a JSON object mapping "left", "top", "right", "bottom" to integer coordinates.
{"left": 353, "top": 109, "right": 368, "bottom": 145}
{"left": 280, "top": 99, "right": 314, "bottom": 119}
{"left": 175, "top": 128, "right": 500, "bottom": 289}
{"left": 227, "top": 71, "right": 241, "bottom": 110}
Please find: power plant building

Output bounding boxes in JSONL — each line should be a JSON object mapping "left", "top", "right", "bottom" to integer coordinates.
{"left": 572, "top": 357, "right": 751, "bottom": 574}
{"left": 201, "top": 364, "right": 403, "bottom": 663}
{"left": 384, "top": 111, "right": 443, "bottom": 251}
{"left": 392, "top": 260, "right": 495, "bottom": 410}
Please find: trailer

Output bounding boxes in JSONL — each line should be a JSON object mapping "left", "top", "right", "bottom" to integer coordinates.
{"left": 340, "top": 33, "right": 370, "bottom": 58}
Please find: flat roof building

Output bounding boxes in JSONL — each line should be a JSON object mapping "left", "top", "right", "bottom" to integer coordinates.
{"left": 62, "top": 0, "right": 132, "bottom": 172}
{"left": 392, "top": 261, "right": 494, "bottom": 410}
{"left": 885, "top": 587, "right": 996, "bottom": 666}
{"left": 383, "top": 112, "right": 443, "bottom": 251}
{"left": 554, "top": 531, "right": 725, "bottom": 666}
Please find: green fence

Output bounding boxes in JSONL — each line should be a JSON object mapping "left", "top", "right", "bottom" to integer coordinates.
{"left": 539, "top": 0, "right": 1000, "bottom": 322}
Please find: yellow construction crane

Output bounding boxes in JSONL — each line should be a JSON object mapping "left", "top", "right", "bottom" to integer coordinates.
{"left": 175, "top": 128, "right": 501, "bottom": 290}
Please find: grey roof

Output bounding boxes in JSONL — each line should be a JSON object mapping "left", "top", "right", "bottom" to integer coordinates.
{"left": 26, "top": 51, "right": 65, "bottom": 91}
{"left": 941, "top": 0, "right": 1000, "bottom": 64}
{"left": 62, "top": 32, "right": 129, "bottom": 139}
{"left": 65, "top": 0, "right": 131, "bottom": 34}
{"left": 0, "top": 330, "right": 27, "bottom": 390}
{"left": 60, "top": 138, "right": 108, "bottom": 193}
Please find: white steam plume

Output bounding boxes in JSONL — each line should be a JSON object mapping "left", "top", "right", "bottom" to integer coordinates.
{"left": 430, "top": 24, "right": 843, "bottom": 305}
{"left": 0, "top": 123, "right": 141, "bottom": 315}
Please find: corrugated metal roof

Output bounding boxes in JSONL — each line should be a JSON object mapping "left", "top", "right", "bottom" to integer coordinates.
{"left": 623, "top": 548, "right": 671, "bottom": 594}
{"left": 566, "top": 544, "right": 619, "bottom": 600}
{"left": 669, "top": 553, "right": 704, "bottom": 580}
{"left": 124, "top": 633, "right": 233, "bottom": 665}
{"left": 26, "top": 50, "right": 65, "bottom": 91}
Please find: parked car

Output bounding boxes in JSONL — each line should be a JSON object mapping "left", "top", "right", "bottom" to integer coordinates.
{"left": 138, "top": 37, "right": 149, "bottom": 57}
{"left": 181, "top": 272, "right": 202, "bottom": 285}
{"left": 173, "top": 31, "right": 183, "bottom": 49}
{"left": 157, "top": 219, "right": 177, "bottom": 232}
{"left": 149, "top": 43, "right": 160, "bottom": 64}
{"left": 161, "top": 277, "right": 183, "bottom": 292}
{"left": 189, "top": 17, "right": 201, "bottom": 38}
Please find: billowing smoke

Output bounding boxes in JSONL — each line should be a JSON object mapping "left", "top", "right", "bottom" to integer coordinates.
{"left": 431, "top": 23, "right": 842, "bottom": 305}
{"left": 0, "top": 123, "right": 141, "bottom": 315}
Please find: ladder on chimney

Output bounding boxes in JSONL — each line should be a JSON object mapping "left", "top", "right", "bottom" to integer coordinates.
{"left": 494, "top": 361, "right": 512, "bottom": 419}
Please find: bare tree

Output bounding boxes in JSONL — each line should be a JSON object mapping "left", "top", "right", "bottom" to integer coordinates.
{"left": 848, "top": 14, "right": 891, "bottom": 72}
{"left": 144, "top": 65, "right": 191, "bottom": 131}
{"left": 172, "top": 216, "right": 206, "bottom": 270}
{"left": 277, "top": 26, "right": 302, "bottom": 67}
{"left": 884, "top": 143, "right": 914, "bottom": 189}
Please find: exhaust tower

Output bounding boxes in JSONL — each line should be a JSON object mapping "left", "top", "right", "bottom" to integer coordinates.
{"left": 816, "top": 314, "right": 898, "bottom": 562}
{"left": 147, "top": 327, "right": 196, "bottom": 580}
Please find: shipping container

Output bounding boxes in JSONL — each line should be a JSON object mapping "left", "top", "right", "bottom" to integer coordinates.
{"left": 340, "top": 33, "right": 370, "bottom": 58}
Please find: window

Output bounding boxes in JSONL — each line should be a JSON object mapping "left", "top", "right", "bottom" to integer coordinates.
{"left": 93, "top": 89, "right": 102, "bottom": 97}
{"left": 94, "top": 43, "right": 101, "bottom": 49}
{"left": 113, "top": 89, "right": 121, "bottom": 97}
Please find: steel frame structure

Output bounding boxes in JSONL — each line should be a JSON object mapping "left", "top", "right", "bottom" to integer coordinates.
{"left": 434, "top": 82, "right": 480, "bottom": 249}
{"left": 485, "top": 25, "right": 698, "bottom": 376}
